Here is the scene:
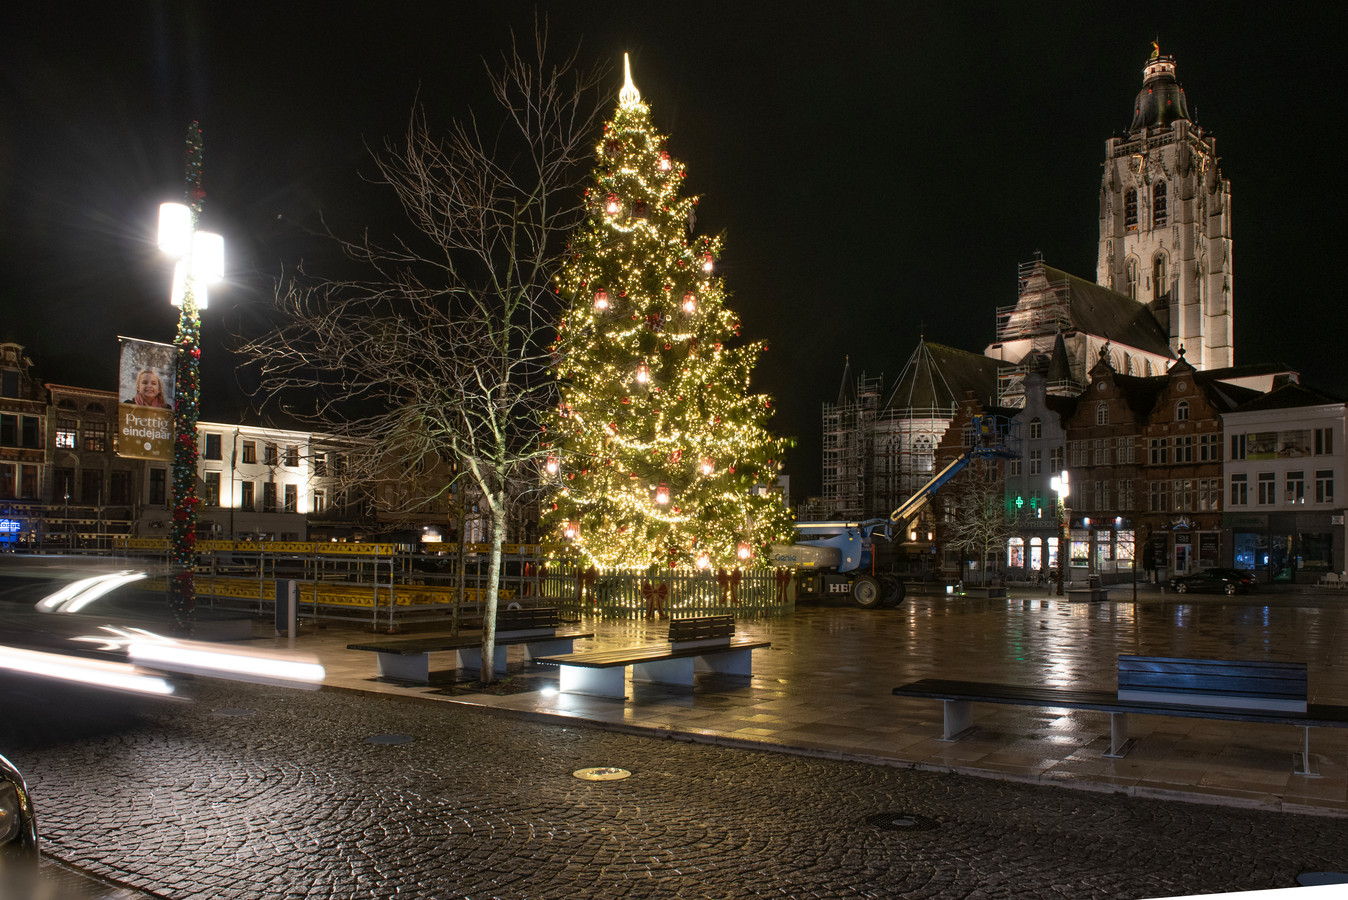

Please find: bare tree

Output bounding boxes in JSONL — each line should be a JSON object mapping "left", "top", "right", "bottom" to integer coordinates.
{"left": 941, "top": 465, "right": 1015, "bottom": 587}
{"left": 239, "top": 30, "right": 608, "bottom": 683}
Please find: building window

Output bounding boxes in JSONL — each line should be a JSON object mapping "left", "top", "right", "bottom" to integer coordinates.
{"left": 240, "top": 481, "right": 255, "bottom": 511}
{"left": 1230, "top": 474, "right": 1248, "bottom": 506}
{"left": 1119, "top": 479, "right": 1134, "bottom": 510}
{"left": 284, "top": 484, "right": 297, "bottom": 513}
{"left": 1028, "top": 449, "right": 1042, "bottom": 475}
{"left": 82, "top": 422, "right": 107, "bottom": 452}
{"left": 1028, "top": 418, "right": 1042, "bottom": 440}
{"left": 1049, "top": 446, "right": 1064, "bottom": 471}
{"left": 1257, "top": 473, "right": 1276, "bottom": 505}
{"left": 81, "top": 470, "right": 103, "bottom": 504}
{"left": 1008, "top": 458, "right": 1021, "bottom": 476}
{"left": 0, "top": 372, "right": 17, "bottom": 398}
{"left": 149, "top": 468, "right": 167, "bottom": 506}
{"left": 1198, "top": 478, "right": 1220, "bottom": 511}
{"left": 263, "top": 482, "right": 277, "bottom": 513}
{"left": 1316, "top": 470, "right": 1335, "bottom": 504}
{"left": 242, "top": 441, "right": 257, "bottom": 464}
{"left": 1095, "top": 480, "right": 1108, "bottom": 510}
{"left": 1314, "top": 428, "right": 1334, "bottom": 456}
{"left": 1152, "top": 181, "right": 1167, "bottom": 228}
{"left": 1124, "top": 188, "right": 1138, "bottom": 231}
{"left": 1149, "top": 438, "right": 1168, "bottom": 465}
{"left": 1175, "top": 400, "right": 1189, "bottom": 422}
{"left": 204, "top": 472, "right": 221, "bottom": 507}
{"left": 56, "top": 419, "right": 78, "bottom": 449}
{"left": 1199, "top": 433, "right": 1220, "bottom": 462}
{"left": 110, "top": 470, "right": 132, "bottom": 505}
{"left": 1149, "top": 480, "right": 1169, "bottom": 512}
{"left": 1285, "top": 471, "right": 1305, "bottom": 505}
{"left": 1174, "top": 479, "right": 1193, "bottom": 511}
{"left": 313, "top": 489, "right": 327, "bottom": 514}
{"left": 1118, "top": 438, "right": 1135, "bottom": 465}
{"left": 1154, "top": 254, "right": 1168, "bottom": 301}
{"left": 313, "top": 451, "right": 328, "bottom": 477}
{"left": 204, "top": 433, "right": 222, "bottom": 460}
{"left": 285, "top": 445, "right": 300, "bottom": 467}
{"left": 1096, "top": 402, "right": 1109, "bottom": 426}
{"left": 264, "top": 444, "right": 279, "bottom": 467}
{"left": 19, "top": 465, "right": 37, "bottom": 499}
{"left": 1231, "top": 434, "right": 1247, "bottom": 460}
{"left": 1174, "top": 435, "right": 1193, "bottom": 464}
{"left": 2, "top": 414, "right": 39, "bottom": 448}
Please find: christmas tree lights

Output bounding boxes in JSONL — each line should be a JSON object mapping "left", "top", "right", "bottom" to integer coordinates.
{"left": 544, "top": 55, "right": 793, "bottom": 570}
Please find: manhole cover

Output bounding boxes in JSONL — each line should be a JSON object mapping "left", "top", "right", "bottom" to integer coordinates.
{"left": 864, "top": 811, "right": 938, "bottom": 832}
{"left": 213, "top": 708, "right": 255, "bottom": 717}
{"left": 573, "top": 766, "right": 632, "bottom": 781}
{"left": 1298, "top": 873, "right": 1348, "bottom": 886}
{"left": 366, "top": 733, "right": 415, "bottom": 745}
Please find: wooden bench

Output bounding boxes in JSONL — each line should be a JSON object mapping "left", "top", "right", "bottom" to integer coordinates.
{"left": 346, "top": 607, "right": 592, "bottom": 683}
{"left": 534, "top": 614, "right": 770, "bottom": 700}
{"left": 893, "top": 655, "right": 1348, "bottom": 775}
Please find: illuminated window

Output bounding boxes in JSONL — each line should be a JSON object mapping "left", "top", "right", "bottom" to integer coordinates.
{"left": 56, "top": 419, "right": 78, "bottom": 449}
{"left": 82, "top": 422, "right": 107, "bottom": 452}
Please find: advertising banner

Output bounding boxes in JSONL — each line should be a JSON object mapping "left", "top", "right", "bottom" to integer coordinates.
{"left": 117, "top": 337, "right": 177, "bottom": 461}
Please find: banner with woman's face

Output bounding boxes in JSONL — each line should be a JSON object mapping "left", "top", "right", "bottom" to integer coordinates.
{"left": 117, "top": 337, "right": 177, "bottom": 461}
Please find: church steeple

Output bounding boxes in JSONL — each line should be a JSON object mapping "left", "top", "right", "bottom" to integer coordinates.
{"left": 1129, "top": 46, "right": 1190, "bottom": 132}
{"left": 1097, "top": 44, "right": 1233, "bottom": 371}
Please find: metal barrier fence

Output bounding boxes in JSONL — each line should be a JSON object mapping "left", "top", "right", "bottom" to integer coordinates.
{"left": 111, "top": 539, "right": 795, "bottom": 629}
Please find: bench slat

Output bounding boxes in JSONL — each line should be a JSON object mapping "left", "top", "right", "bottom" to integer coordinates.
{"left": 536, "top": 637, "right": 770, "bottom": 669}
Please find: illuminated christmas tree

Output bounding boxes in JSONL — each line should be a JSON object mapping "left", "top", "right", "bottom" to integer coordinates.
{"left": 545, "top": 55, "right": 793, "bottom": 571}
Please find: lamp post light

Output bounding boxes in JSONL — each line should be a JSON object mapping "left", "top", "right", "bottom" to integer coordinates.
{"left": 1049, "top": 470, "right": 1069, "bottom": 597}
{"left": 158, "top": 122, "right": 224, "bottom": 631}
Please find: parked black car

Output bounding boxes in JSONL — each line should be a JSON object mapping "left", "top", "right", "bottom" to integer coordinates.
{"left": 0, "top": 752, "right": 38, "bottom": 873}
{"left": 1169, "top": 569, "right": 1250, "bottom": 595}
{"left": 1203, "top": 568, "right": 1257, "bottom": 589}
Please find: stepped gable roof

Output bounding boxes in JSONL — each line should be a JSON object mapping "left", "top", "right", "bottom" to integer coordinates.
{"left": 1042, "top": 264, "right": 1174, "bottom": 357}
{"left": 884, "top": 339, "right": 1009, "bottom": 413}
{"left": 1229, "top": 381, "right": 1346, "bottom": 414}
{"left": 1129, "top": 47, "right": 1191, "bottom": 132}
{"left": 1103, "top": 371, "right": 1169, "bottom": 418}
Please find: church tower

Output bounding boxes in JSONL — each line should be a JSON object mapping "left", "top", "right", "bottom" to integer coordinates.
{"left": 1097, "top": 46, "right": 1233, "bottom": 369}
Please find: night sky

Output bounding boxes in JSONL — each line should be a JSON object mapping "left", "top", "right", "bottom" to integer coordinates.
{"left": 3, "top": 3, "right": 1345, "bottom": 500}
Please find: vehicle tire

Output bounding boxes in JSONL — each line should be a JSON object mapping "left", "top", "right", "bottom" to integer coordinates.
{"left": 852, "top": 575, "right": 881, "bottom": 608}
{"left": 1175, "top": 582, "right": 1188, "bottom": 593}
{"left": 879, "top": 575, "right": 905, "bottom": 608}
{"left": 1225, "top": 583, "right": 1238, "bottom": 595}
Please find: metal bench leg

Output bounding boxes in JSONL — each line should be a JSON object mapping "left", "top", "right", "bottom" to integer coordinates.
{"left": 1295, "top": 726, "right": 1320, "bottom": 777}
{"left": 559, "top": 665, "right": 626, "bottom": 700}
{"left": 376, "top": 652, "right": 429, "bottom": 684}
{"left": 1104, "top": 712, "right": 1134, "bottom": 758}
{"left": 632, "top": 657, "right": 696, "bottom": 687}
{"left": 940, "top": 700, "right": 975, "bottom": 741}
{"left": 524, "top": 638, "right": 577, "bottom": 661}
{"left": 694, "top": 648, "right": 752, "bottom": 676}
{"left": 456, "top": 646, "right": 509, "bottom": 676}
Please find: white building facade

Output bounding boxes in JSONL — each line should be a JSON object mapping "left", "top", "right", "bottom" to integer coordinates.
{"left": 1222, "top": 384, "right": 1347, "bottom": 581}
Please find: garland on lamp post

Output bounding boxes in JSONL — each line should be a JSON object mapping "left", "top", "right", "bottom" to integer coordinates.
{"left": 167, "top": 122, "right": 207, "bottom": 631}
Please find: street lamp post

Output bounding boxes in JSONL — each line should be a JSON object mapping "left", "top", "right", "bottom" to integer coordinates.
{"left": 158, "top": 122, "right": 223, "bottom": 632}
{"left": 1050, "top": 470, "right": 1069, "bottom": 597}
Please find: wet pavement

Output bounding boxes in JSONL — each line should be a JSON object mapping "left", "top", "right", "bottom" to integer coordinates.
{"left": 5, "top": 583, "right": 1348, "bottom": 898}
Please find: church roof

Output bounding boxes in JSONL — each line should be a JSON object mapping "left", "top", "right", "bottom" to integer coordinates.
{"left": 1129, "top": 50, "right": 1190, "bottom": 132}
{"left": 884, "top": 339, "right": 1008, "bottom": 413}
{"left": 1042, "top": 264, "right": 1174, "bottom": 358}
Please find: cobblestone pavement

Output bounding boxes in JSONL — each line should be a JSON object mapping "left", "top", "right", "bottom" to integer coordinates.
{"left": 4, "top": 674, "right": 1348, "bottom": 900}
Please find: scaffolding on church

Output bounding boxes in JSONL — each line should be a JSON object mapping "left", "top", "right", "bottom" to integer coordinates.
{"left": 995, "top": 260, "right": 1087, "bottom": 405}
{"left": 821, "top": 373, "right": 880, "bottom": 519}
